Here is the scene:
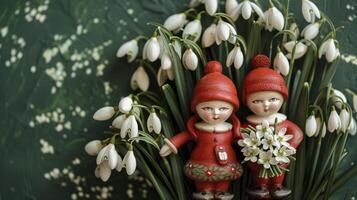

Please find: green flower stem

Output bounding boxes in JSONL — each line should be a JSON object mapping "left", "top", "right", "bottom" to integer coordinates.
{"left": 223, "top": 41, "right": 233, "bottom": 80}
{"left": 162, "top": 84, "right": 186, "bottom": 131}
{"left": 331, "top": 165, "right": 357, "bottom": 194}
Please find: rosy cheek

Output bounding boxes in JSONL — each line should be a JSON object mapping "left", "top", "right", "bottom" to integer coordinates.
{"left": 203, "top": 113, "right": 212, "bottom": 120}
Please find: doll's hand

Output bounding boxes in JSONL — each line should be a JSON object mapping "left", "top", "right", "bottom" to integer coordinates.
{"left": 160, "top": 144, "right": 173, "bottom": 157}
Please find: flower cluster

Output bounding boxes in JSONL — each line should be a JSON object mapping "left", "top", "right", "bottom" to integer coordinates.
{"left": 238, "top": 121, "right": 296, "bottom": 178}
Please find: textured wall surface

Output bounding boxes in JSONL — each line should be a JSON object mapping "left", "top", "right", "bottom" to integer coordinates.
{"left": 0, "top": 0, "right": 356, "bottom": 199}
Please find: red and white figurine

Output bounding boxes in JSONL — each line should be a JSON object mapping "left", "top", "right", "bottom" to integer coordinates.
{"left": 160, "top": 61, "right": 243, "bottom": 200}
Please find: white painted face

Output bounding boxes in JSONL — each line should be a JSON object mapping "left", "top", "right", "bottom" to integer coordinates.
{"left": 196, "top": 100, "right": 234, "bottom": 125}
{"left": 247, "top": 91, "right": 284, "bottom": 117}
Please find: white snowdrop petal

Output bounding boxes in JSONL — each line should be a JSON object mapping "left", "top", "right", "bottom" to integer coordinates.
{"left": 124, "top": 150, "right": 137, "bottom": 175}
{"left": 163, "top": 13, "right": 187, "bottom": 31}
{"left": 328, "top": 110, "right": 341, "bottom": 133}
{"left": 274, "top": 52, "right": 290, "bottom": 76}
{"left": 249, "top": 2, "right": 264, "bottom": 19}
{"left": 226, "top": 47, "right": 237, "bottom": 67}
{"left": 99, "top": 162, "right": 112, "bottom": 182}
{"left": 205, "top": 0, "right": 218, "bottom": 16}
{"left": 353, "top": 95, "right": 357, "bottom": 113}
{"left": 116, "top": 152, "right": 124, "bottom": 172}
{"left": 217, "top": 20, "right": 230, "bottom": 41}
{"left": 318, "top": 40, "right": 329, "bottom": 58}
{"left": 302, "top": 23, "right": 319, "bottom": 40}
{"left": 202, "top": 24, "right": 217, "bottom": 48}
{"left": 183, "top": 49, "right": 198, "bottom": 71}
{"left": 305, "top": 115, "right": 318, "bottom": 137}
{"left": 129, "top": 115, "right": 139, "bottom": 138}
{"left": 96, "top": 145, "right": 109, "bottom": 165}
{"left": 93, "top": 107, "right": 115, "bottom": 121}
{"left": 85, "top": 140, "right": 103, "bottom": 156}
{"left": 112, "top": 114, "right": 126, "bottom": 129}
{"left": 118, "top": 96, "right": 133, "bottom": 113}
{"left": 348, "top": 118, "right": 357, "bottom": 136}
{"left": 339, "top": 109, "right": 350, "bottom": 133}
{"left": 183, "top": 20, "right": 202, "bottom": 42}
{"left": 268, "top": 7, "right": 284, "bottom": 31}
{"left": 161, "top": 53, "right": 172, "bottom": 70}
{"left": 233, "top": 47, "right": 244, "bottom": 69}
{"left": 146, "top": 37, "right": 161, "bottom": 62}
{"left": 136, "top": 67, "right": 150, "bottom": 91}
{"left": 226, "top": 0, "right": 239, "bottom": 16}
{"left": 108, "top": 145, "right": 119, "bottom": 169}
{"left": 241, "top": 1, "right": 252, "bottom": 20}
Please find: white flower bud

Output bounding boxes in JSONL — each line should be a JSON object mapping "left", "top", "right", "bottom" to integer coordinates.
{"left": 321, "top": 122, "right": 327, "bottom": 138}
{"left": 85, "top": 140, "right": 103, "bottom": 156}
{"left": 120, "top": 115, "right": 138, "bottom": 138}
{"left": 202, "top": 23, "right": 217, "bottom": 48}
{"left": 235, "top": 1, "right": 264, "bottom": 20}
{"left": 182, "top": 49, "right": 198, "bottom": 71}
{"left": 353, "top": 95, "right": 357, "bottom": 112}
{"left": 305, "top": 115, "right": 318, "bottom": 137}
{"left": 319, "top": 39, "right": 339, "bottom": 63}
{"left": 339, "top": 108, "right": 350, "bottom": 133}
{"left": 161, "top": 53, "right": 172, "bottom": 70}
{"left": 93, "top": 107, "right": 115, "bottom": 121}
{"left": 331, "top": 89, "right": 347, "bottom": 109}
{"left": 289, "top": 23, "right": 300, "bottom": 40}
{"left": 226, "top": 46, "right": 244, "bottom": 69}
{"left": 328, "top": 109, "right": 341, "bottom": 133}
{"left": 182, "top": 19, "right": 202, "bottom": 42}
{"left": 301, "top": 22, "right": 320, "bottom": 40}
{"left": 284, "top": 41, "right": 308, "bottom": 59}
{"left": 118, "top": 96, "right": 133, "bottom": 113}
{"left": 112, "top": 114, "right": 126, "bottom": 129}
{"left": 302, "top": 0, "right": 321, "bottom": 23}
{"left": 131, "top": 66, "right": 150, "bottom": 92}
{"left": 96, "top": 144, "right": 118, "bottom": 170}
{"left": 116, "top": 152, "right": 123, "bottom": 172}
{"left": 274, "top": 51, "right": 290, "bottom": 76}
{"left": 172, "top": 40, "right": 182, "bottom": 58}
{"left": 164, "top": 13, "right": 187, "bottom": 32}
{"left": 226, "top": 0, "right": 239, "bottom": 17}
{"left": 241, "top": 1, "right": 252, "bottom": 20}
{"left": 147, "top": 112, "right": 162, "bottom": 134}
{"left": 123, "top": 150, "right": 137, "bottom": 175}
{"left": 348, "top": 118, "right": 356, "bottom": 136}
{"left": 96, "top": 161, "right": 112, "bottom": 182}
{"left": 205, "top": 0, "right": 218, "bottom": 16}
{"left": 116, "top": 39, "right": 139, "bottom": 63}
{"left": 144, "top": 37, "right": 160, "bottom": 62}
{"left": 217, "top": 20, "right": 231, "bottom": 41}
{"left": 267, "top": 7, "right": 285, "bottom": 31}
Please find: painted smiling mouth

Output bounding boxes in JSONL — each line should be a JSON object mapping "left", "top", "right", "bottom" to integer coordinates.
{"left": 213, "top": 117, "right": 220, "bottom": 120}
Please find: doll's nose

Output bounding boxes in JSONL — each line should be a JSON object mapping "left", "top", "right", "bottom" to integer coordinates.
{"left": 263, "top": 101, "right": 270, "bottom": 109}
{"left": 213, "top": 108, "right": 220, "bottom": 115}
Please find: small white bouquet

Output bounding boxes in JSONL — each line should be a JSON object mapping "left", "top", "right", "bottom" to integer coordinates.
{"left": 238, "top": 120, "right": 296, "bottom": 178}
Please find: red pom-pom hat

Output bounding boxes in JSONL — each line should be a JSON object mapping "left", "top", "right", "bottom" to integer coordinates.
{"left": 191, "top": 61, "right": 240, "bottom": 112}
{"left": 242, "top": 54, "right": 288, "bottom": 104}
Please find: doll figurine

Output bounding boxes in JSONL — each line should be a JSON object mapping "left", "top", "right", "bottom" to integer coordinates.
{"left": 160, "top": 61, "right": 243, "bottom": 200}
{"left": 241, "top": 55, "right": 303, "bottom": 199}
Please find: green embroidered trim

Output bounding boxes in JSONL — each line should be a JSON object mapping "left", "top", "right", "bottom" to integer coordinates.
{"left": 184, "top": 161, "right": 243, "bottom": 181}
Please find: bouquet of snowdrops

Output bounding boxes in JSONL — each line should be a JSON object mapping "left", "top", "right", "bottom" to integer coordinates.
{"left": 84, "top": 0, "right": 357, "bottom": 199}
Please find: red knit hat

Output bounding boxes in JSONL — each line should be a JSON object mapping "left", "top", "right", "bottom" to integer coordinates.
{"left": 242, "top": 54, "right": 288, "bottom": 104}
{"left": 191, "top": 61, "right": 239, "bottom": 112}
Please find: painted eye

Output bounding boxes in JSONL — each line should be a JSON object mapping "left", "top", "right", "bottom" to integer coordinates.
{"left": 202, "top": 107, "right": 213, "bottom": 111}
{"left": 219, "top": 107, "right": 229, "bottom": 111}
{"left": 269, "top": 98, "right": 279, "bottom": 102}
{"left": 252, "top": 100, "right": 263, "bottom": 104}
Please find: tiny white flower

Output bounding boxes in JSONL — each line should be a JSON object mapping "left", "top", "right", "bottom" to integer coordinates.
{"left": 161, "top": 53, "right": 172, "bottom": 70}
{"left": 112, "top": 114, "right": 126, "bottom": 129}
{"left": 202, "top": 23, "right": 217, "bottom": 48}
{"left": 318, "top": 39, "right": 340, "bottom": 63}
{"left": 147, "top": 112, "right": 162, "bottom": 134}
{"left": 284, "top": 41, "right": 308, "bottom": 59}
{"left": 302, "top": 0, "right": 321, "bottom": 23}
{"left": 305, "top": 115, "right": 318, "bottom": 137}
{"left": 274, "top": 51, "right": 290, "bottom": 76}
{"left": 274, "top": 127, "right": 293, "bottom": 147}
{"left": 93, "top": 106, "right": 115, "bottom": 121}
{"left": 328, "top": 109, "right": 341, "bottom": 133}
{"left": 261, "top": 133, "right": 277, "bottom": 150}
{"left": 238, "top": 131, "right": 262, "bottom": 147}
{"left": 348, "top": 118, "right": 356, "bottom": 136}
{"left": 163, "top": 13, "right": 187, "bottom": 32}
{"left": 85, "top": 140, "right": 103, "bottom": 156}
{"left": 353, "top": 95, "right": 357, "bottom": 112}
{"left": 143, "top": 37, "right": 160, "bottom": 62}
{"left": 267, "top": 7, "right": 285, "bottom": 31}
{"left": 205, "top": 0, "right": 218, "bottom": 16}
{"left": 182, "top": 49, "right": 199, "bottom": 71}
{"left": 339, "top": 108, "right": 350, "bottom": 133}
{"left": 258, "top": 151, "right": 277, "bottom": 169}
{"left": 255, "top": 120, "right": 274, "bottom": 140}
{"left": 232, "top": 0, "right": 264, "bottom": 21}
{"left": 226, "top": 46, "right": 244, "bottom": 69}
{"left": 157, "top": 66, "right": 175, "bottom": 86}
{"left": 131, "top": 66, "right": 150, "bottom": 92}
{"left": 301, "top": 22, "right": 320, "bottom": 40}
{"left": 242, "top": 147, "right": 260, "bottom": 162}
{"left": 182, "top": 19, "right": 202, "bottom": 42}
{"left": 273, "top": 146, "right": 293, "bottom": 163}
{"left": 96, "top": 144, "right": 118, "bottom": 170}
{"left": 95, "top": 161, "right": 112, "bottom": 182}
{"left": 120, "top": 115, "right": 139, "bottom": 138}
{"left": 116, "top": 39, "right": 138, "bottom": 63}
{"left": 331, "top": 89, "right": 347, "bottom": 109}
{"left": 118, "top": 96, "right": 133, "bottom": 114}
{"left": 123, "top": 150, "right": 137, "bottom": 175}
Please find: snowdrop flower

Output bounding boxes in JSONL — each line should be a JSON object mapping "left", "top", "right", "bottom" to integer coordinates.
{"left": 331, "top": 89, "right": 347, "bottom": 109}
{"left": 226, "top": 46, "right": 244, "bottom": 69}
{"left": 182, "top": 48, "right": 199, "bottom": 71}
{"left": 163, "top": 13, "right": 187, "bottom": 32}
{"left": 143, "top": 37, "right": 160, "bottom": 62}
{"left": 147, "top": 112, "right": 162, "bottom": 134}
{"left": 182, "top": 19, "right": 202, "bottom": 42}
{"left": 284, "top": 41, "right": 308, "bottom": 59}
{"left": 314, "top": 118, "right": 327, "bottom": 138}
{"left": 328, "top": 109, "right": 341, "bottom": 133}
{"left": 267, "top": 6, "right": 285, "bottom": 31}
{"left": 93, "top": 106, "right": 115, "bottom": 121}
{"left": 96, "top": 144, "right": 119, "bottom": 170}
{"left": 318, "top": 39, "right": 340, "bottom": 63}
{"left": 119, "top": 96, "right": 133, "bottom": 114}
{"left": 85, "top": 140, "right": 103, "bottom": 156}
{"left": 189, "top": 0, "right": 202, "bottom": 8}
{"left": 231, "top": 0, "right": 264, "bottom": 21}
{"left": 273, "top": 146, "right": 294, "bottom": 163}
{"left": 116, "top": 153, "right": 124, "bottom": 172}
{"left": 305, "top": 115, "right": 318, "bottom": 137}
{"left": 302, "top": 0, "right": 321, "bottom": 23}
{"left": 261, "top": 133, "right": 277, "bottom": 150}
{"left": 120, "top": 115, "right": 139, "bottom": 138}
{"left": 273, "top": 50, "right": 290, "bottom": 76}
{"left": 353, "top": 95, "right": 357, "bottom": 112}
{"left": 301, "top": 22, "right": 320, "bottom": 40}
{"left": 205, "top": 0, "right": 218, "bottom": 16}
{"left": 95, "top": 161, "right": 112, "bottom": 182}
{"left": 202, "top": 23, "right": 217, "bottom": 48}
{"left": 274, "top": 127, "right": 293, "bottom": 147}
{"left": 258, "top": 151, "right": 277, "bottom": 169}
{"left": 172, "top": 40, "right": 182, "bottom": 58}
{"left": 348, "top": 118, "right": 356, "bottom": 136}
{"left": 123, "top": 150, "right": 137, "bottom": 175}
{"left": 215, "top": 20, "right": 237, "bottom": 45}
{"left": 289, "top": 23, "right": 300, "bottom": 40}
{"left": 242, "top": 147, "right": 260, "bottom": 162}
{"left": 226, "top": 0, "right": 239, "bottom": 17}
{"left": 238, "top": 131, "right": 262, "bottom": 147}
{"left": 161, "top": 53, "right": 172, "bottom": 70}
{"left": 255, "top": 120, "right": 273, "bottom": 140}
{"left": 339, "top": 108, "right": 350, "bottom": 133}
{"left": 116, "top": 39, "right": 139, "bottom": 63}
{"left": 112, "top": 114, "right": 126, "bottom": 129}
{"left": 157, "top": 66, "right": 174, "bottom": 86}
{"left": 131, "top": 66, "right": 150, "bottom": 92}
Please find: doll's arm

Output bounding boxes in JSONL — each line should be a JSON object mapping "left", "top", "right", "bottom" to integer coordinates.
{"left": 286, "top": 121, "right": 304, "bottom": 149}
{"left": 160, "top": 131, "right": 193, "bottom": 156}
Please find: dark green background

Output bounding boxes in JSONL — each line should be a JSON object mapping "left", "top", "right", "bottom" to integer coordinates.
{"left": 0, "top": 0, "right": 356, "bottom": 199}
